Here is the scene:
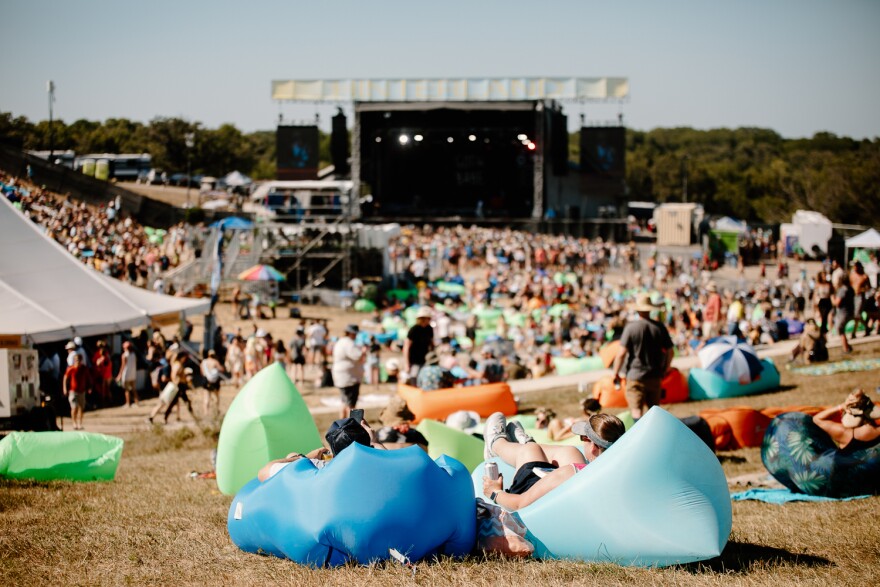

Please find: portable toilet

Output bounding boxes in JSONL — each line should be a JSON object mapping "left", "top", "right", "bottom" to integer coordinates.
{"left": 81, "top": 159, "right": 96, "bottom": 177}
{"left": 95, "top": 159, "right": 110, "bottom": 181}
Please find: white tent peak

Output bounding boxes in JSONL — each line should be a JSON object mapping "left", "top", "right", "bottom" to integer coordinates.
{"left": 845, "top": 228, "right": 880, "bottom": 249}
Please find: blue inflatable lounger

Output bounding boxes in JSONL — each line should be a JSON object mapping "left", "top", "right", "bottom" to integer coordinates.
{"left": 228, "top": 443, "right": 476, "bottom": 567}
{"left": 472, "top": 407, "right": 732, "bottom": 566}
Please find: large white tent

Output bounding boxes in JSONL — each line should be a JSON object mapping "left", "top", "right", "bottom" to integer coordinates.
{"left": 844, "top": 228, "right": 880, "bottom": 267}
{"left": 0, "top": 196, "right": 210, "bottom": 344}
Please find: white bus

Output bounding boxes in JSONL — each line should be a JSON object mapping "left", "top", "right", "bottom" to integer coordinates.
{"left": 75, "top": 153, "right": 152, "bottom": 181}
{"left": 245, "top": 180, "right": 357, "bottom": 221}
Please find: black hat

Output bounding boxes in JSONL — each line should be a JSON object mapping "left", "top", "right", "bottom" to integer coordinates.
{"left": 325, "top": 417, "right": 371, "bottom": 456}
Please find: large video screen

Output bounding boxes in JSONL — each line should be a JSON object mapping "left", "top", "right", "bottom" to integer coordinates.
{"left": 277, "top": 126, "right": 319, "bottom": 180}
{"left": 580, "top": 126, "right": 626, "bottom": 197}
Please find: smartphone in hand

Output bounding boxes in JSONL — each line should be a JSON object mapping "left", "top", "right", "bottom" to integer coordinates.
{"left": 350, "top": 408, "right": 364, "bottom": 422}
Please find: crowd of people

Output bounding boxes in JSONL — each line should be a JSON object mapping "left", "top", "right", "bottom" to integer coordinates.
{"left": 5, "top": 170, "right": 880, "bottom": 433}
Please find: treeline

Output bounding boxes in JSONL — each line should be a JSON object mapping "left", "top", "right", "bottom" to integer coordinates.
{"left": 0, "top": 113, "right": 329, "bottom": 181}
{"left": 621, "top": 127, "right": 880, "bottom": 226}
{"left": 3, "top": 112, "right": 878, "bottom": 225}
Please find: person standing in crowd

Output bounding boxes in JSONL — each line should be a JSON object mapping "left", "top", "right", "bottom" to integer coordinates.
{"left": 287, "top": 327, "right": 307, "bottom": 386}
{"left": 849, "top": 261, "right": 870, "bottom": 337}
{"left": 165, "top": 353, "right": 197, "bottom": 423}
{"left": 331, "top": 324, "right": 365, "bottom": 419}
{"left": 403, "top": 307, "right": 434, "bottom": 382}
{"left": 610, "top": 293, "right": 674, "bottom": 421}
{"left": 63, "top": 353, "right": 91, "bottom": 430}
{"left": 200, "top": 350, "right": 224, "bottom": 416}
{"left": 305, "top": 319, "right": 328, "bottom": 370}
{"left": 116, "top": 341, "right": 139, "bottom": 407}
{"left": 813, "top": 270, "right": 833, "bottom": 335}
{"left": 225, "top": 335, "right": 245, "bottom": 387}
{"left": 832, "top": 273, "right": 855, "bottom": 354}
{"left": 702, "top": 282, "right": 723, "bottom": 339}
{"left": 91, "top": 340, "right": 113, "bottom": 408}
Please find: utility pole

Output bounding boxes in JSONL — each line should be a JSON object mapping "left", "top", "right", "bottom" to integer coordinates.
{"left": 47, "top": 81, "right": 55, "bottom": 162}
{"left": 185, "top": 132, "right": 195, "bottom": 208}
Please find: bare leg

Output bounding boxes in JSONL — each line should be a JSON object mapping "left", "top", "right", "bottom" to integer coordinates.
{"left": 492, "top": 439, "right": 586, "bottom": 474}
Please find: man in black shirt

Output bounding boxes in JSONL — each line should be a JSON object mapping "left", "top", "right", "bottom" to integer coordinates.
{"left": 611, "top": 293, "right": 674, "bottom": 420}
{"left": 403, "top": 306, "right": 434, "bottom": 382}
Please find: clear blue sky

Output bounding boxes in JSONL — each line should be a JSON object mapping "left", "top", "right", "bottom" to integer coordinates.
{"left": 2, "top": 0, "right": 878, "bottom": 139}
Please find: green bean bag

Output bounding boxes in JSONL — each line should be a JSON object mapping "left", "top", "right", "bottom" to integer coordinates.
{"left": 386, "top": 288, "right": 417, "bottom": 302}
{"left": 475, "top": 308, "right": 503, "bottom": 329}
{"left": 0, "top": 431, "right": 123, "bottom": 481}
{"left": 353, "top": 299, "right": 376, "bottom": 312}
{"left": 551, "top": 356, "right": 605, "bottom": 376}
{"left": 216, "top": 363, "right": 322, "bottom": 495}
{"left": 435, "top": 281, "right": 467, "bottom": 295}
{"left": 416, "top": 419, "right": 484, "bottom": 472}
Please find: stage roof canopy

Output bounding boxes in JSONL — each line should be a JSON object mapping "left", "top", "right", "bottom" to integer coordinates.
{"left": 271, "top": 77, "right": 629, "bottom": 103}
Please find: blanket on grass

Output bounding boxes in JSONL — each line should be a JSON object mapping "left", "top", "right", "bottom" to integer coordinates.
{"left": 786, "top": 358, "right": 880, "bottom": 376}
{"left": 730, "top": 488, "right": 871, "bottom": 504}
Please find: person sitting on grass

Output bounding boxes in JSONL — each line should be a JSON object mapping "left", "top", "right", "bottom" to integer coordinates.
{"left": 535, "top": 398, "right": 604, "bottom": 441}
{"left": 789, "top": 318, "right": 827, "bottom": 365}
{"left": 481, "top": 411, "right": 625, "bottom": 511}
{"left": 812, "top": 389, "right": 880, "bottom": 451}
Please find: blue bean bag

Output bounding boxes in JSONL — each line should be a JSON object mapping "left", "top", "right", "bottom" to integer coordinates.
{"left": 228, "top": 444, "right": 476, "bottom": 566}
{"left": 761, "top": 412, "right": 880, "bottom": 498}
{"left": 472, "top": 407, "right": 731, "bottom": 566}
{"left": 688, "top": 358, "right": 780, "bottom": 400}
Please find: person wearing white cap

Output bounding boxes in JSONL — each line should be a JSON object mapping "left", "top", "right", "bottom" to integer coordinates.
{"left": 610, "top": 293, "right": 674, "bottom": 421}
{"left": 403, "top": 306, "right": 434, "bottom": 382}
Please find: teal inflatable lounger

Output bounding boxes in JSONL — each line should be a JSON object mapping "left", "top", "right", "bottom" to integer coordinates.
{"left": 472, "top": 407, "right": 732, "bottom": 566}
{"left": 0, "top": 431, "right": 123, "bottom": 481}
{"left": 688, "top": 358, "right": 780, "bottom": 400}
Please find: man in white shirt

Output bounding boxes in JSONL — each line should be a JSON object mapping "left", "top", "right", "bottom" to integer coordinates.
{"left": 331, "top": 325, "right": 364, "bottom": 419}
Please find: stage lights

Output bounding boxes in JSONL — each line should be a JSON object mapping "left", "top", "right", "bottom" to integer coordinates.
{"left": 399, "top": 134, "right": 409, "bottom": 145}
{"left": 527, "top": 142, "right": 536, "bottom": 150}
{"left": 375, "top": 137, "right": 382, "bottom": 143}
{"left": 517, "top": 134, "right": 527, "bottom": 141}
{"left": 414, "top": 134, "right": 423, "bottom": 142}
{"left": 447, "top": 137, "right": 454, "bottom": 143}
{"left": 468, "top": 134, "right": 477, "bottom": 142}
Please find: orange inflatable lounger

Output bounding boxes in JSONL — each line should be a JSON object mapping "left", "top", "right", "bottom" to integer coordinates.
{"left": 698, "top": 406, "right": 830, "bottom": 451}
{"left": 592, "top": 368, "right": 689, "bottom": 408}
{"left": 398, "top": 383, "right": 517, "bottom": 424}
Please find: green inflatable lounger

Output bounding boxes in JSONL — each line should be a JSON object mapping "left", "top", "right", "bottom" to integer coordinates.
{"left": 551, "top": 355, "right": 605, "bottom": 376}
{"left": 688, "top": 358, "right": 781, "bottom": 401}
{"left": 216, "top": 363, "right": 322, "bottom": 495}
{"left": 416, "top": 419, "right": 485, "bottom": 472}
{"left": 0, "top": 431, "right": 123, "bottom": 482}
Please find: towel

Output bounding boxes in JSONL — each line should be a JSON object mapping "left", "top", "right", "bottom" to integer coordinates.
{"left": 730, "top": 488, "right": 871, "bottom": 504}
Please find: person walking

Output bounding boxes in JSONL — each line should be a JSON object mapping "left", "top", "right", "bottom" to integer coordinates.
{"left": 331, "top": 324, "right": 364, "bottom": 419}
{"left": 610, "top": 293, "right": 674, "bottom": 421}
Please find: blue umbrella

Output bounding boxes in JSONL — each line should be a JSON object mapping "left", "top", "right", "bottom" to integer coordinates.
{"left": 697, "top": 336, "right": 764, "bottom": 384}
{"left": 211, "top": 216, "right": 254, "bottom": 230}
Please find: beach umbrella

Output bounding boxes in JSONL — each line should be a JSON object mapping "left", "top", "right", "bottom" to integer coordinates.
{"left": 238, "top": 264, "right": 285, "bottom": 282}
{"left": 697, "top": 336, "right": 764, "bottom": 384}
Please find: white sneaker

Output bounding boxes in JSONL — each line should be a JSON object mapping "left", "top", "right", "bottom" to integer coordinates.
{"left": 483, "top": 412, "right": 507, "bottom": 460}
{"left": 506, "top": 421, "right": 534, "bottom": 444}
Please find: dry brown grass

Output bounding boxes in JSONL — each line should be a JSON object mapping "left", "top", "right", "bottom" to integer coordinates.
{"left": 2, "top": 344, "right": 879, "bottom": 586}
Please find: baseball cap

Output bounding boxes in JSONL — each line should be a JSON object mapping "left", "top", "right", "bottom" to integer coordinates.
{"left": 325, "top": 417, "right": 372, "bottom": 456}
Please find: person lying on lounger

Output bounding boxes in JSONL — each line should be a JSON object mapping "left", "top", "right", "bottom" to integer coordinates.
{"left": 481, "top": 411, "right": 625, "bottom": 511}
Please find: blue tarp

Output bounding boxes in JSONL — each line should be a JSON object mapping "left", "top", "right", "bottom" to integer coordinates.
{"left": 211, "top": 216, "right": 254, "bottom": 230}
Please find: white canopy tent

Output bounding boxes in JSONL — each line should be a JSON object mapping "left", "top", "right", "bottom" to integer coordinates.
{"left": 0, "top": 196, "right": 210, "bottom": 345}
{"left": 845, "top": 228, "right": 880, "bottom": 268}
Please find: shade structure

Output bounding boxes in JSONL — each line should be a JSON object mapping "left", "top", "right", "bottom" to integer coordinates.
{"left": 697, "top": 336, "right": 764, "bottom": 384}
{"left": 238, "top": 264, "right": 285, "bottom": 282}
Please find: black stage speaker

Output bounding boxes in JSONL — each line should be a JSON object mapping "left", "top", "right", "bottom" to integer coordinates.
{"left": 331, "top": 110, "right": 349, "bottom": 174}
